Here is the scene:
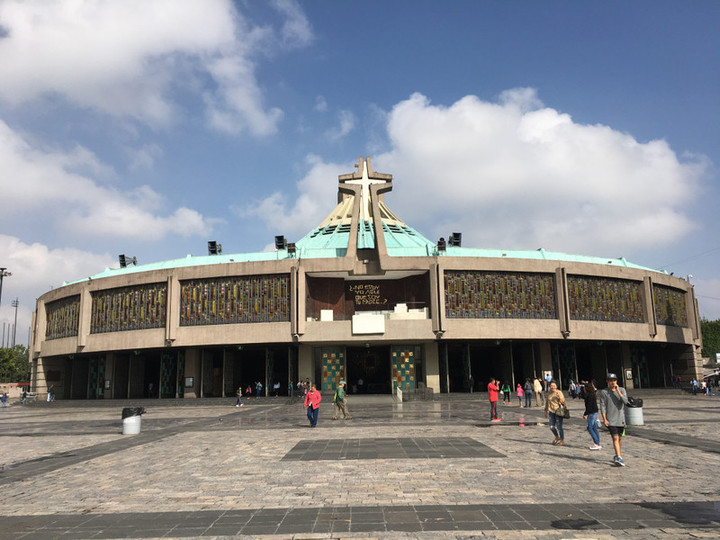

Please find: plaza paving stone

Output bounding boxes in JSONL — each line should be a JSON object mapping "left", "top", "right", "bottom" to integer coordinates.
{"left": 0, "top": 390, "right": 718, "bottom": 539}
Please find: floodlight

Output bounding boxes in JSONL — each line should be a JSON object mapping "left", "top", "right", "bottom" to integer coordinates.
{"left": 208, "top": 241, "right": 223, "bottom": 255}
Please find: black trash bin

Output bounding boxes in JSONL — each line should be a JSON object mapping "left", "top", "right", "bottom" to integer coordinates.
{"left": 122, "top": 407, "right": 146, "bottom": 434}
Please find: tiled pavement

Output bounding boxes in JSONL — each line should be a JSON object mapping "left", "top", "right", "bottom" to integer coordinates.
{"left": 0, "top": 390, "right": 719, "bottom": 539}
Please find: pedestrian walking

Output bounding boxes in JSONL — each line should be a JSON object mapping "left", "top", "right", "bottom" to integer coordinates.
{"left": 273, "top": 381, "right": 281, "bottom": 396}
{"left": 1, "top": 393, "right": 7, "bottom": 408}
{"left": 235, "top": 386, "right": 243, "bottom": 407}
{"left": 331, "top": 380, "right": 352, "bottom": 420}
{"left": 523, "top": 379, "right": 533, "bottom": 407}
{"left": 304, "top": 384, "right": 322, "bottom": 427}
{"left": 47, "top": 384, "right": 56, "bottom": 402}
{"left": 544, "top": 380, "right": 566, "bottom": 446}
{"left": 691, "top": 378, "right": 698, "bottom": 395}
{"left": 599, "top": 373, "right": 630, "bottom": 467}
{"left": 21, "top": 388, "right": 27, "bottom": 405}
{"left": 516, "top": 383, "right": 524, "bottom": 407}
{"left": 708, "top": 380, "right": 714, "bottom": 397}
{"left": 583, "top": 381, "right": 602, "bottom": 450}
{"left": 255, "top": 381, "right": 263, "bottom": 398}
{"left": 487, "top": 378, "right": 500, "bottom": 422}
{"left": 501, "top": 381, "right": 512, "bottom": 404}
{"left": 534, "top": 377, "right": 544, "bottom": 406}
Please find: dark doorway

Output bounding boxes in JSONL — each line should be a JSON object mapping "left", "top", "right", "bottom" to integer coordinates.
{"left": 469, "top": 344, "right": 510, "bottom": 391}
{"left": 268, "top": 347, "right": 289, "bottom": 396}
{"left": 144, "top": 353, "right": 160, "bottom": 398}
{"left": 70, "top": 357, "right": 89, "bottom": 399}
{"left": 575, "top": 344, "right": 593, "bottom": 382}
{"left": 201, "top": 349, "right": 224, "bottom": 397}
{"left": 239, "top": 348, "right": 266, "bottom": 396}
{"left": 347, "top": 346, "right": 391, "bottom": 393}
{"left": 512, "top": 343, "right": 535, "bottom": 390}
{"left": 114, "top": 354, "right": 129, "bottom": 399}
{"left": 447, "top": 344, "right": 470, "bottom": 392}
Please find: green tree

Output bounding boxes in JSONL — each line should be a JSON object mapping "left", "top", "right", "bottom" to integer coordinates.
{"left": 0, "top": 345, "right": 30, "bottom": 382}
{"left": 700, "top": 318, "right": 720, "bottom": 361}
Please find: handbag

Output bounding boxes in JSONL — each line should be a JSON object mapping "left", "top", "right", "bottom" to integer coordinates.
{"left": 556, "top": 404, "right": 570, "bottom": 419}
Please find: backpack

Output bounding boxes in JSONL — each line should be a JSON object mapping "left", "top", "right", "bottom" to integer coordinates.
{"left": 333, "top": 391, "right": 338, "bottom": 403}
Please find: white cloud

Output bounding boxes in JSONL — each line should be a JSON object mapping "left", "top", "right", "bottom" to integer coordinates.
{"left": 271, "top": 0, "right": 313, "bottom": 47}
{"left": 0, "top": 0, "right": 312, "bottom": 135}
{"left": 127, "top": 144, "right": 163, "bottom": 172}
{"left": 0, "top": 119, "right": 212, "bottom": 240}
{"left": 250, "top": 89, "right": 707, "bottom": 261}
{"left": 374, "top": 90, "right": 706, "bottom": 255}
{"left": 325, "top": 109, "right": 356, "bottom": 141}
{"left": 240, "top": 154, "right": 347, "bottom": 237}
{"left": 314, "top": 96, "right": 328, "bottom": 112}
{"left": 0, "top": 235, "right": 116, "bottom": 346}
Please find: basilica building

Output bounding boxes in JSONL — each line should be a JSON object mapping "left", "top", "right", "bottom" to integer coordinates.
{"left": 30, "top": 158, "right": 702, "bottom": 399}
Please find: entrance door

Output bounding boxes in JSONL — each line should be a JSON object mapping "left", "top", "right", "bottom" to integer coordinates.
{"left": 347, "top": 346, "right": 391, "bottom": 394}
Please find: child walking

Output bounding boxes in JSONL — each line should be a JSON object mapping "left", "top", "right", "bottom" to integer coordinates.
{"left": 516, "top": 383, "right": 524, "bottom": 407}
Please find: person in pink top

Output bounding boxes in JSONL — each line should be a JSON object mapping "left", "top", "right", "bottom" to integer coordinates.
{"left": 487, "top": 378, "right": 500, "bottom": 422}
{"left": 516, "top": 383, "right": 524, "bottom": 407}
{"left": 304, "top": 384, "right": 322, "bottom": 427}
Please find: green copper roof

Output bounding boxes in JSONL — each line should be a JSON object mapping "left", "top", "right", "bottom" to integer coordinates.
{"left": 294, "top": 220, "right": 437, "bottom": 257}
{"left": 64, "top": 158, "right": 666, "bottom": 284}
{"left": 67, "top": 236, "right": 662, "bottom": 287}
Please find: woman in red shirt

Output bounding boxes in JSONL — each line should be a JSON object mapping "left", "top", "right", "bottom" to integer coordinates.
{"left": 304, "top": 384, "right": 322, "bottom": 427}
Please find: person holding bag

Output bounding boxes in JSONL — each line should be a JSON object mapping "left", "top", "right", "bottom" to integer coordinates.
{"left": 544, "top": 380, "right": 567, "bottom": 446}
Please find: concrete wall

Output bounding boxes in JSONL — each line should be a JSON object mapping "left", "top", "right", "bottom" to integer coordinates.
{"left": 30, "top": 250, "right": 703, "bottom": 395}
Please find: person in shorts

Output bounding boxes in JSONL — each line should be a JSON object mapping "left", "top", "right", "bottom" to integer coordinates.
{"left": 598, "top": 373, "right": 630, "bottom": 466}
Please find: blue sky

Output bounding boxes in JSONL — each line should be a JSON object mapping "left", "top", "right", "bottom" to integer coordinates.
{"left": 1, "top": 0, "right": 719, "bottom": 345}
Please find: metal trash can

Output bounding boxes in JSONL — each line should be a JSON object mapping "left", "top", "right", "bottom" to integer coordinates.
{"left": 625, "top": 397, "right": 643, "bottom": 426}
{"left": 122, "top": 407, "right": 146, "bottom": 435}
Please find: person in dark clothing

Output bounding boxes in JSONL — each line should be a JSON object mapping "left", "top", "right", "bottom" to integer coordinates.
{"left": 583, "top": 381, "right": 601, "bottom": 450}
{"left": 523, "top": 379, "right": 533, "bottom": 407}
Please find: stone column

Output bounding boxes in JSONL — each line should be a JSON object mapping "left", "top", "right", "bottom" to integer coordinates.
{"left": 424, "top": 342, "right": 440, "bottom": 394}
{"left": 298, "top": 344, "right": 313, "bottom": 382}
{"left": 183, "top": 348, "right": 200, "bottom": 398}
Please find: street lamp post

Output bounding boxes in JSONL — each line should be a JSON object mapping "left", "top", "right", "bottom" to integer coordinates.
{"left": 0, "top": 267, "right": 11, "bottom": 309}
{"left": 11, "top": 298, "right": 19, "bottom": 347}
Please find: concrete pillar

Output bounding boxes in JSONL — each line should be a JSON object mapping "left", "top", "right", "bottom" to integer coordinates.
{"left": 538, "top": 341, "right": 553, "bottom": 376}
{"left": 298, "top": 344, "right": 313, "bottom": 382}
{"left": 621, "top": 343, "right": 634, "bottom": 390}
{"left": 184, "top": 348, "right": 200, "bottom": 398}
{"left": 425, "top": 342, "right": 440, "bottom": 394}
